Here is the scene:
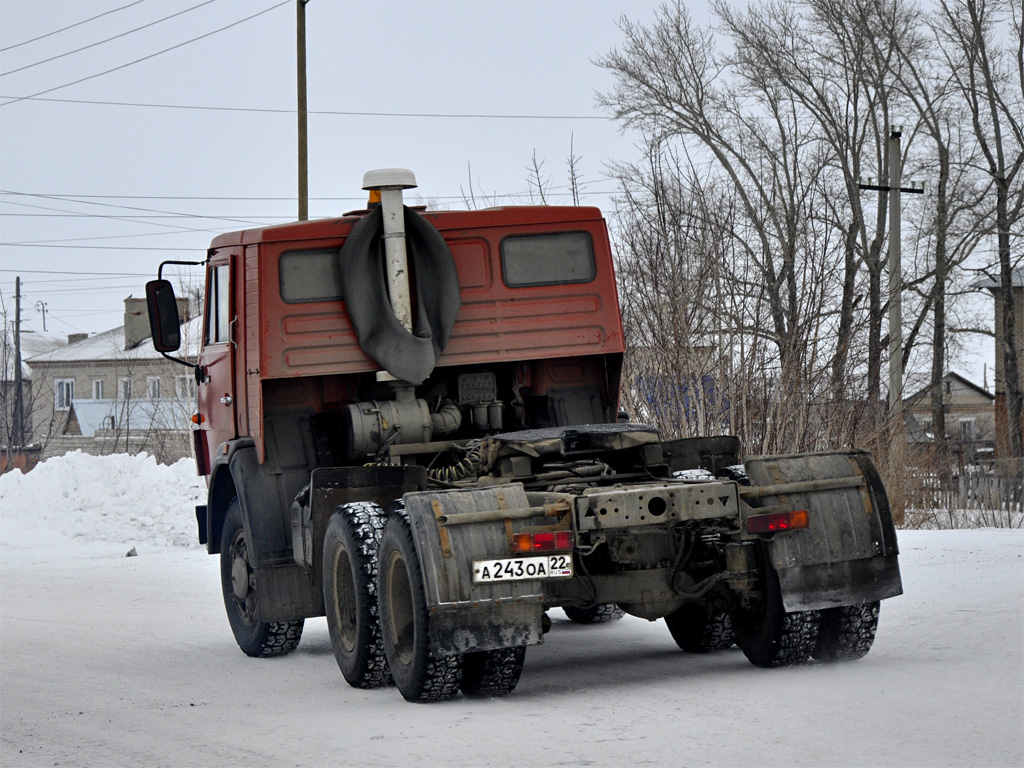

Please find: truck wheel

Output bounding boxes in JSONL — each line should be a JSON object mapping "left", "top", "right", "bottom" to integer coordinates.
{"left": 664, "top": 604, "right": 735, "bottom": 652}
{"left": 377, "top": 510, "right": 463, "bottom": 702}
{"left": 562, "top": 604, "right": 626, "bottom": 624}
{"left": 323, "top": 503, "right": 391, "bottom": 688}
{"left": 460, "top": 646, "right": 526, "bottom": 697}
{"left": 730, "top": 564, "right": 819, "bottom": 668}
{"left": 813, "top": 602, "right": 880, "bottom": 662}
{"left": 220, "top": 499, "right": 304, "bottom": 657}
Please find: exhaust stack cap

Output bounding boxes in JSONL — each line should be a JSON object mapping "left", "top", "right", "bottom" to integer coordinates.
{"left": 362, "top": 168, "right": 417, "bottom": 191}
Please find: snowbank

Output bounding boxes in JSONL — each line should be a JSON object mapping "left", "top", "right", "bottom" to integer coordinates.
{"left": 0, "top": 451, "right": 206, "bottom": 554}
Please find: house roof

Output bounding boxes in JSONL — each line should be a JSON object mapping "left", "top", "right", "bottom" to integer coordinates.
{"left": 2, "top": 326, "right": 67, "bottom": 382}
{"left": 26, "top": 316, "right": 201, "bottom": 366}
{"left": 67, "top": 398, "right": 192, "bottom": 437}
{"left": 974, "top": 264, "right": 1024, "bottom": 290}
{"left": 904, "top": 371, "right": 995, "bottom": 406}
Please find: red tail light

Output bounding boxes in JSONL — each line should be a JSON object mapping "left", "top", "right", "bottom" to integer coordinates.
{"left": 512, "top": 531, "right": 575, "bottom": 553}
{"left": 746, "top": 510, "right": 809, "bottom": 534}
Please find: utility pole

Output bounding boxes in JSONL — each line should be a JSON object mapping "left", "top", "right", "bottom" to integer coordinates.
{"left": 12, "top": 277, "right": 24, "bottom": 448}
{"left": 858, "top": 127, "right": 924, "bottom": 419}
{"left": 296, "top": 0, "right": 309, "bottom": 221}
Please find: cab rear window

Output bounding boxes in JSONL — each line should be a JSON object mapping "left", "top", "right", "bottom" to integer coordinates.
{"left": 279, "top": 249, "right": 343, "bottom": 303}
{"left": 500, "top": 232, "right": 596, "bottom": 287}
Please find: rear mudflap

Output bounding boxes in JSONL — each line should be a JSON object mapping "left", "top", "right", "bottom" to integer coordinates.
{"left": 402, "top": 484, "right": 547, "bottom": 655}
{"left": 743, "top": 450, "right": 903, "bottom": 611}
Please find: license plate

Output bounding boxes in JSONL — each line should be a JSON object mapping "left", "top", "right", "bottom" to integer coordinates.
{"left": 473, "top": 554, "right": 573, "bottom": 583}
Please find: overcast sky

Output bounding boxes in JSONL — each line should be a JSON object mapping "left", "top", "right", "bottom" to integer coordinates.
{"left": 1, "top": 0, "right": 683, "bottom": 333}
{"left": 0, "top": 0, "right": 995, "bottom": 388}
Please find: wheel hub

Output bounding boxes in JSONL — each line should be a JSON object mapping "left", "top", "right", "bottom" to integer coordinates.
{"left": 231, "top": 554, "right": 250, "bottom": 600}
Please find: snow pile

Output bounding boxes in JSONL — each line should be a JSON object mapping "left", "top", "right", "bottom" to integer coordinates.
{"left": 0, "top": 451, "right": 206, "bottom": 553}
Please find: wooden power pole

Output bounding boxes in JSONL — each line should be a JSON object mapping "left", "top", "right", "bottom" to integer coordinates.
{"left": 297, "top": 0, "right": 309, "bottom": 221}
{"left": 12, "top": 276, "right": 24, "bottom": 448}
{"left": 859, "top": 128, "right": 924, "bottom": 419}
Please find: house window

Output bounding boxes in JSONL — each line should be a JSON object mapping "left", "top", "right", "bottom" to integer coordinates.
{"left": 55, "top": 379, "right": 75, "bottom": 410}
{"left": 959, "top": 418, "right": 975, "bottom": 442}
{"left": 175, "top": 375, "right": 196, "bottom": 400}
{"left": 117, "top": 378, "right": 130, "bottom": 400}
{"left": 147, "top": 377, "right": 161, "bottom": 399}
{"left": 92, "top": 379, "right": 104, "bottom": 399}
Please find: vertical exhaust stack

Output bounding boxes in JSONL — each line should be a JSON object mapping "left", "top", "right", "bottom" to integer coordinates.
{"left": 362, "top": 169, "right": 418, "bottom": 336}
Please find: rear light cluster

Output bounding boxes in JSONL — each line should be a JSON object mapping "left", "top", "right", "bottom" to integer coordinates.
{"left": 746, "top": 510, "right": 809, "bottom": 534}
{"left": 512, "top": 531, "right": 575, "bottom": 553}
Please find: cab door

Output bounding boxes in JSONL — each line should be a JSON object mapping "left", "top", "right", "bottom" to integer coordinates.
{"left": 197, "top": 255, "right": 237, "bottom": 458}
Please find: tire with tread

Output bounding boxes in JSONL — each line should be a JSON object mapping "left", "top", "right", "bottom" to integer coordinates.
{"left": 814, "top": 601, "right": 880, "bottom": 662}
{"left": 730, "top": 556, "right": 819, "bottom": 668}
{"left": 323, "top": 502, "right": 391, "bottom": 688}
{"left": 377, "top": 509, "right": 463, "bottom": 702}
{"left": 665, "top": 604, "right": 735, "bottom": 652}
{"left": 460, "top": 646, "right": 526, "bottom": 697}
{"left": 563, "top": 604, "right": 625, "bottom": 624}
{"left": 220, "top": 499, "right": 303, "bottom": 657}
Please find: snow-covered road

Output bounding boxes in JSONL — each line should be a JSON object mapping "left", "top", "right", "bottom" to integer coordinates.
{"left": 1, "top": 455, "right": 1022, "bottom": 767}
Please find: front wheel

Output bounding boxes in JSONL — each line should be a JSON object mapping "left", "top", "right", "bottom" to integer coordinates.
{"left": 220, "top": 499, "right": 303, "bottom": 657}
{"left": 323, "top": 502, "right": 391, "bottom": 688}
{"left": 377, "top": 510, "right": 463, "bottom": 702}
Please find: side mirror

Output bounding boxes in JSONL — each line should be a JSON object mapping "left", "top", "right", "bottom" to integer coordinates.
{"left": 146, "top": 279, "right": 182, "bottom": 353}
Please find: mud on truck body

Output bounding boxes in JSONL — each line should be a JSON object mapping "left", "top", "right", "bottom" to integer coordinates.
{"left": 147, "top": 169, "right": 902, "bottom": 702}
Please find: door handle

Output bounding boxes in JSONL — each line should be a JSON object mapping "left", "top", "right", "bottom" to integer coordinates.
{"left": 220, "top": 395, "right": 232, "bottom": 405}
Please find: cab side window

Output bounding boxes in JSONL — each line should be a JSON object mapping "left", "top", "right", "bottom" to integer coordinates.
{"left": 205, "top": 264, "right": 231, "bottom": 344}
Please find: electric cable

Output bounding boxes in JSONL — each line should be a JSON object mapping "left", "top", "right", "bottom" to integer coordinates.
{"left": 0, "top": 1, "right": 148, "bottom": 53}
{"left": 1, "top": 0, "right": 289, "bottom": 107}
{"left": 1, "top": 1, "right": 217, "bottom": 78}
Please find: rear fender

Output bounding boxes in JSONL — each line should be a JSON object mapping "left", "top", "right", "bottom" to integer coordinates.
{"left": 742, "top": 450, "right": 902, "bottom": 611}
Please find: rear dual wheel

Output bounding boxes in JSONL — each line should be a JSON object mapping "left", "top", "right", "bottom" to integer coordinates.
{"left": 730, "top": 558, "right": 820, "bottom": 668}
{"left": 322, "top": 502, "right": 391, "bottom": 688}
{"left": 814, "top": 602, "right": 880, "bottom": 662}
{"left": 376, "top": 510, "right": 526, "bottom": 701}
{"left": 563, "top": 604, "right": 625, "bottom": 624}
{"left": 377, "top": 510, "right": 463, "bottom": 702}
{"left": 665, "top": 604, "right": 735, "bottom": 653}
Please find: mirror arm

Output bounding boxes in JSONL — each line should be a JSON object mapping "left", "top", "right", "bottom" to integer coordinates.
{"left": 161, "top": 351, "right": 198, "bottom": 370}
{"left": 158, "top": 259, "right": 204, "bottom": 279}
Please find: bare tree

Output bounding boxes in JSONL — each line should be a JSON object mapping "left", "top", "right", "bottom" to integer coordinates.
{"left": 878, "top": 0, "right": 993, "bottom": 478}
{"left": 933, "top": 0, "right": 1024, "bottom": 460}
{"left": 526, "top": 150, "right": 550, "bottom": 205}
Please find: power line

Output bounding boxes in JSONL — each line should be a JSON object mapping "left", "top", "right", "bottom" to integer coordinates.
{"left": 0, "top": 0, "right": 149, "bottom": 53}
{"left": 5, "top": 229, "right": 218, "bottom": 245}
{"left": 1, "top": 243, "right": 193, "bottom": 251}
{"left": 1, "top": 0, "right": 217, "bottom": 78}
{"left": 0, "top": 183, "right": 618, "bottom": 204}
{"left": 0, "top": 0, "right": 290, "bottom": 107}
{"left": 0, "top": 269, "right": 152, "bottom": 276}
{"left": 0, "top": 94, "right": 610, "bottom": 121}
{"left": 0, "top": 192, "right": 269, "bottom": 227}
{"left": 1, "top": 213, "right": 298, "bottom": 219}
